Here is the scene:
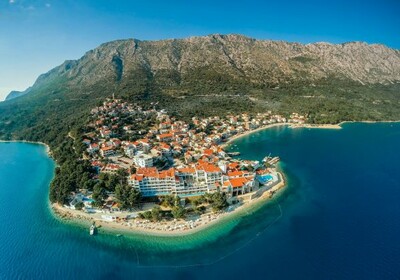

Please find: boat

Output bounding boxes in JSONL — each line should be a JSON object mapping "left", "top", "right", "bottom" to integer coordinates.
{"left": 90, "top": 224, "right": 96, "bottom": 235}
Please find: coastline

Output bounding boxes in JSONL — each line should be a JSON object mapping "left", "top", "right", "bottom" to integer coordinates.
{"left": 220, "top": 122, "right": 342, "bottom": 149}
{"left": 338, "top": 120, "right": 400, "bottom": 126}
{"left": 288, "top": 123, "right": 342, "bottom": 129}
{"left": 220, "top": 120, "right": 400, "bottom": 150}
{"left": 2, "top": 120, "right": 398, "bottom": 237}
{"left": 51, "top": 173, "right": 286, "bottom": 237}
{"left": 0, "top": 140, "right": 52, "bottom": 156}
{"left": 220, "top": 123, "right": 287, "bottom": 148}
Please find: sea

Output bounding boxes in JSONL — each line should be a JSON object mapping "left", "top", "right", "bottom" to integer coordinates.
{"left": 0, "top": 122, "right": 399, "bottom": 279}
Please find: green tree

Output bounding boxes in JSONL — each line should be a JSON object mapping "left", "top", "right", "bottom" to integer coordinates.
{"left": 115, "top": 184, "right": 141, "bottom": 209}
{"left": 151, "top": 206, "right": 162, "bottom": 222}
{"left": 75, "top": 202, "right": 84, "bottom": 210}
{"left": 171, "top": 205, "right": 186, "bottom": 219}
{"left": 92, "top": 182, "right": 107, "bottom": 207}
{"left": 140, "top": 211, "right": 152, "bottom": 220}
{"left": 128, "top": 188, "right": 141, "bottom": 209}
{"left": 210, "top": 191, "right": 228, "bottom": 212}
{"left": 161, "top": 194, "right": 175, "bottom": 208}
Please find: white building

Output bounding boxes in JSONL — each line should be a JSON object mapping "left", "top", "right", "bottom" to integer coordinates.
{"left": 134, "top": 153, "right": 154, "bottom": 168}
{"left": 129, "top": 168, "right": 182, "bottom": 197}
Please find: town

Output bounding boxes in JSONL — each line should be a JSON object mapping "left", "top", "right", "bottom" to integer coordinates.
{"left": 61, "top": 97, "right": 306, "bottom": 233}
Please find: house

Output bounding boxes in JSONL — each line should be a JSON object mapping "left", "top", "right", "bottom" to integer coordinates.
{"left": 138, "top": 139, "right": 151, "bottom": 152}
{"left": 157, "top": 133, "right": 174, "bottom": 142}
{"left": 100, "top": 129, "right": 112, "bottom": 138}
{"left": 134, "top": 153, "right": 154, "bottom": 168}
{"left": 104, "top": 164, "right": 121, "bottom": 172}
{"left": 100, "top": 146, "right": 115, "bottom": 157}
{"left": 87, "top": 143, "right": 99, "bottom": 154}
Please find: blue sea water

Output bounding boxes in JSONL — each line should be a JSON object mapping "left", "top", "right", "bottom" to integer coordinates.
{"left": 0, "top": 122, "right": 399, "bottom": 279}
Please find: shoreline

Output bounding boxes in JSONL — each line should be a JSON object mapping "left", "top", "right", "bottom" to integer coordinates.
{"left": 51, "top": 173, "right": 286, "bottom": 237}
{"left": 0, "top": 140, "right": 52, "bottom": 156}
{"left": 2, "top": 120, "right": 398, "bottom": 237}
{"left": 220, "top": 123, "right": 286, "bottom": 148}
{"left": 221, "top": 120, "right": 400, "bottom": 149}
{"left": 338, "top": 120, "right": 400, "bottom": 126}
{"left": 220, "top": 122, "right": 342, "bottom": 149}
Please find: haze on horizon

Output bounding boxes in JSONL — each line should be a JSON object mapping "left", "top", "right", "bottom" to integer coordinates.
{"left": 1, "top": 0, "right": 399, "bottom": 101}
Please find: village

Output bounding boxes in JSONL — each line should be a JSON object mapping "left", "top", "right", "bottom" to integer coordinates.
{"left": 63, "top": 97, "right": 306, "bottom": 233}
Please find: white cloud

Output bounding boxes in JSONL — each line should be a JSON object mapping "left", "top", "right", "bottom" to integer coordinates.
{"left": 9, "top": 0, "right": 15, "bottom": 4}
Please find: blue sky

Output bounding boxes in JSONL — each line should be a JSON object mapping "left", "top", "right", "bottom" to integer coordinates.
{"left": 1, "top": 0, "right": 399, "bottom": 100}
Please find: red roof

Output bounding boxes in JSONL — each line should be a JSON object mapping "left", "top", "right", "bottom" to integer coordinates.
{"left": 229, "top": 177, "right": 248, "bottom": 188}
{"left": 101, "top": 146, "right": 114, "bottom": 151}
{"left": 132, "top": 167, "right": 176, "bottom": 180}
{"left": 227, "top": 170, "right": 244, "bottom": 177}
{"left": 178, "top": 167, "right": 196, "bottom": 174}
{"left": 196, "top": 162, "right": 221, "bottom": 173}
{"left": 158, "top": 133, "right": 173, "bottom": 139}
{"left": 203, "top": 149, "right": 214, "bottom": 156}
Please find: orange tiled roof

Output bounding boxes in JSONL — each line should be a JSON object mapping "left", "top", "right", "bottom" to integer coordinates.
{"left": 158, "top": 133, "right": 173, "bottom": 139}
{"left": 101, "top": 146, "right": 114, "bottom": 151}
{"left": 136, "top": 167, "right": 158, "bottom": 176}
{"left": 160, "top": 143, "right": 171, "bottom": 149}
{"left": 178, "top": 167, "right": 196, "bottom": 174}
{"left": 227, "top": 170, "right": 244, "bottom": 177}
{"left": 196, "top": 162, "right": 221, "bottom": 173}
{"left": 229, "top": 177, "right": 248, "bottom": 188}
{"left": 132, "top": 167, "right": 176, "bottom": 180}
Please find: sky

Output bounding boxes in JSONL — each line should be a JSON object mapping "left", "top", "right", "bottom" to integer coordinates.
{"left": 0, "top": 0, "right": 399, "bottom": 101}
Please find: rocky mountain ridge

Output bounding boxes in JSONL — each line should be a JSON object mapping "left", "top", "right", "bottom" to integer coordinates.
{"left": 6, "top": 34, "right": 400, "bottom": 100}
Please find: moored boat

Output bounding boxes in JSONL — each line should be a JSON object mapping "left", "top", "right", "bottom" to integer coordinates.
{"left": 90, "top": 224, "right": 96, "bottom": 235}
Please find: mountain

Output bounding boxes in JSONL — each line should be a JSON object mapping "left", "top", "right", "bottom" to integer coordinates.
{"left": 0, "top": 34, "right": 399, "bottom": 145}
{"left": 5, "top": 87, "right": 32, "bottom": 101}
{"left": 10, "top": 34, "right": 400, "bottom": 91}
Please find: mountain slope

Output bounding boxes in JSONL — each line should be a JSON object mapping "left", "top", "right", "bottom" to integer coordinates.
{"left": 1, "top": 34, "right": 400, "bottom": 146}
{"left": 5, "top": 88, "right": 31, "bottom": 100}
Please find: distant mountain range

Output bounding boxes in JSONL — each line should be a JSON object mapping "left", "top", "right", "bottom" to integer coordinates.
{"left": 1, "top": 34, "right": 399, "bottom": 144}
{"left": 6, "top": 34, "right": 400, "bottom": 101}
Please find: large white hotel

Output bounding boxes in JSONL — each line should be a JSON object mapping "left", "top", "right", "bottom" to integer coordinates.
{"left": 128, "top": 161, "right": 260, "bottom": 198}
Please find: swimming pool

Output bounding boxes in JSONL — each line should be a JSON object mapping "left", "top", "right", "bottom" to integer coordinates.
{"left": 257, "top": 174, "right": 273, "bottom": 184}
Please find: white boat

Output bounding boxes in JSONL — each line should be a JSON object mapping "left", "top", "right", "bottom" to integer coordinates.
{"left": 90, "top": 224, "right": 96, "bottom": 235}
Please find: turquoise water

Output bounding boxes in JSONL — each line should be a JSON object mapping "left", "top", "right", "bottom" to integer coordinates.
{"left": 1, "top": 122, "right": 400, "bottom": 279}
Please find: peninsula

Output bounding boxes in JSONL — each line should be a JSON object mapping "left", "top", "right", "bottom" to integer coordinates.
{"left": 51, "top": 98, "right": 303, "bottom": 235}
